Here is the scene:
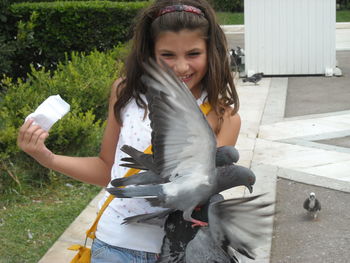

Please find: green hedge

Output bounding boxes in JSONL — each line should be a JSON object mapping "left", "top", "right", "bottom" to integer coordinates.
{"left": 8, "top": 0, "right": 144, "bottom": 2}
{"left": 0, "top": 44, "right": 128, "bottom": 191}
{"left": 210, "top": 0, "right": 349, "bottom": 12}
{"left": 338, "top": 0, "right": 350, "bottom": 9}
{"left": 210, "top": 0, "right": 243, "bottom": 12}
{"left": 6, "top": 1, "right": 148, "bottom": 79}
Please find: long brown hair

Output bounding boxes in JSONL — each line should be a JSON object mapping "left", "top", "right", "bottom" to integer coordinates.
{"left": 114, "top": 0, "right": 239, "bottom": 133}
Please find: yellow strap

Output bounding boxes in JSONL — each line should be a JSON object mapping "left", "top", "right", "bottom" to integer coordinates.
{"left": 85, "top": 145, "right": 153, "bottom": 239}
{"left": 200, "top": 102, "right": 212, "bottom": 115}
{"left": 85, "top": 103, "right": 211, "bottom": 239}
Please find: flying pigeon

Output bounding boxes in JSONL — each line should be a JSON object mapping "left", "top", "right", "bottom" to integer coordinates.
{"left": 157, "top": 195, "right": 223, "bottom": 263}
{"left": 157, "top": 194, "right": 274, "bottom": 263}
{"left": 106, "top": 59, "right": 255, "bottom": 227}
{"left": 303, "top": 192, "right": 321, "bottom": 220}
{"left": 111, "top": 145, "right": 240, "bottom": 188}
{"left": 154, "top": 146, "right": 241, "bottom": 262}
{"left": 242, "top": 72, "right": 264, "bottom": 85}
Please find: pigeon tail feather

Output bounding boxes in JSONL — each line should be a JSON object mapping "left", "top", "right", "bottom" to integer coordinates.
{"left": 106, "top": 184, "right": 164, "bottom": 200}
{"left": 120, "top": 145, "right": 157, "bottom": 172}
{"left": 122, "top": 208, "right": 174, "bottom": 224}
{"left": 111, "top": 171, "right": 164, "bottom": 187}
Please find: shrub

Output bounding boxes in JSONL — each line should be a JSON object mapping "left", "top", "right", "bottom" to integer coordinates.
{"left": 0, "top": 0, "right": 18, "bottom": 79}
{"left": 338, "top": 0, "right": 350, "bottom": 9}
{"left": 210, "top": 0, "right": 243, "bottom": 12}
{"left": 9, "top": 0, "right": 145, "bottom": 2}
{"left": 0, "top": 45, "right": 127, "bottom": 191}
{"left": 7, "top": 1, "right": 148, "bottom": 79}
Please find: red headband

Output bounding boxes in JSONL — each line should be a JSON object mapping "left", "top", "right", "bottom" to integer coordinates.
{"left": 157, "top": 5, "right": 204, "bottom": 18}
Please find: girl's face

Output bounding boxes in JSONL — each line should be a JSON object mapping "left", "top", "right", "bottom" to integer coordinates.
{"left": 154, "top": 29, "right": 208, "bottom": 98}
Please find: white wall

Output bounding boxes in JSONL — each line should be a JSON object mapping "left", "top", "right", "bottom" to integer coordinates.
{"left": 244, "top": 0, "right": 336, "bottom": 75}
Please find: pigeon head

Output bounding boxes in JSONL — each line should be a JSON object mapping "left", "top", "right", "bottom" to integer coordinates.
{"left": 215, "top": 146, "right": 240, "bottom": 167}
{"left": 309, "top": 192, "right": 316, "bottom": 200}
{"left": 216, "top": 165, "right": 256, "bottom": 194}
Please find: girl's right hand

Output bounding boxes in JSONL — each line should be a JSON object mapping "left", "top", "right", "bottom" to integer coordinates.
{"left": 17, "top": 119, "right": 54, "bottom": 168}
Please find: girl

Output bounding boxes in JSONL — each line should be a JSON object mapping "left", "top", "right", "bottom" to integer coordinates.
{"left": 17, "top": 0, "right": 241, "bottom": 262}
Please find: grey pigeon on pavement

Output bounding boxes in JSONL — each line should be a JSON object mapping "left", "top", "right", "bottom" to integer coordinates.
{"left": 242, "top": 72, "right": 264, "bottom": 85}
{"left": 229, "top": 49, "right": 239, "bottom": 72}
{"left": 235, "top": 46, "right": 245, "bottom": 57}
{"left": 303, "top": 192, "right": 321, "bottom": 220}
{"left": 106, "top": 59, "right": 254, "bottom": 227}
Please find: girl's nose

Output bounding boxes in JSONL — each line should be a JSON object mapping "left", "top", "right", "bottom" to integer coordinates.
{"left": 173, "top": 59, "right": 189, "bottom": 74}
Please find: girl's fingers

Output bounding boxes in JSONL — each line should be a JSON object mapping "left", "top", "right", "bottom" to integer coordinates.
{"left": 18, "top": 122, "right": 47, "bottom": 150}
{"left": 18, "top": 119, "right": 34, "bottom": 143}
{"left": 22, "top": 125, "right": 40, "bottom": 145}
{"left": 36, "top": 131, "right": 49, "bottom": 147}
{"left": 31, "top": 128, "right": 47, "bottom": 146}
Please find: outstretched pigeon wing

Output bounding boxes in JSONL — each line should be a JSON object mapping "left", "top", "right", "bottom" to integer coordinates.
{"left": 141, "top": 59, "right": 217, "bottom": 184}
{"left": 208, "top": 194, "right": 274, "bottom": 259}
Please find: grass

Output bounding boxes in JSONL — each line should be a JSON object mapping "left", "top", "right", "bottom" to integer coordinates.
{"left": 337, "top": 10, "right": 350, "bottom": 22}
{"left": 0, "top": 175, "right": 100, "bottom": 263}
{"left": 216, "top": 12, "right": 244, "bottom": 25}
{"left": 217, "top": 9, "right": 350, "bottom": 25}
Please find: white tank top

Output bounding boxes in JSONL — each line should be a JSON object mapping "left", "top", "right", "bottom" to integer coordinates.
{"left": 96, "top": 91, "right": 208, "bottom": 253}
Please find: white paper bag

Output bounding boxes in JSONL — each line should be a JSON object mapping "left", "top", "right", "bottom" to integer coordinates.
{"left": 25, "top": 95, "right": 70, "bottom": 131}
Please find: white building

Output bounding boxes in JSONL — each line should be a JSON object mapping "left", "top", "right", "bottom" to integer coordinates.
{"left": 244, "top": 0, "right": 336, "bottom": 76}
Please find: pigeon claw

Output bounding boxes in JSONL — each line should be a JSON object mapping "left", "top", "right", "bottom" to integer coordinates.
{"left": 191, "top": 219, "right": 208, "bottom": 228}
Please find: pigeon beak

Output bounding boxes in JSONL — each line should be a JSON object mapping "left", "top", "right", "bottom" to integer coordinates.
{"left": 248, "top": 185, "right": 253, "bottom": 193}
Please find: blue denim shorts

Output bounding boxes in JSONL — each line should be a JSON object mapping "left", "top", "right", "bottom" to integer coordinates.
{"left": 91, "top": 238, "right": 159, "bottom": 263}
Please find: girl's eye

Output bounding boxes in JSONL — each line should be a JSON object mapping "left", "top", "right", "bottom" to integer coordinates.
{"left": 161, "top": 53, "right": 174, "bottom": 58}
{"left": 188, "top": 52, "right": 200, "bottom": 57}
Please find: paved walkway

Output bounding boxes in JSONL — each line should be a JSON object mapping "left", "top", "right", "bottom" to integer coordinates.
{"left": 39, "top": 23, "right": 350, "bottom": 263}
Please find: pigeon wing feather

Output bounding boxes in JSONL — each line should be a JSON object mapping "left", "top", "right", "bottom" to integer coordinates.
{"left": 141, "top": 60, "right": 217, "bottom": 184}
{"left": 208, "top": 194, "right": 274, "bottom": 259}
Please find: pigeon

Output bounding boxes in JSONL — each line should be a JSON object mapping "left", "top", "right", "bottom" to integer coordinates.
{"left": 242, "top": 72, "right": 264, "bottom": 85}
{"left": 229, "top": 49, "right": 240, "bottom": 72}
{"left": 155, "top": 145, "right": 241, "bottom": 262}
{"left": 106, "top": 59, "right": 255, "bottom": 227}
{"left": 229, "top": 47, "right": 245, "bottom": 72}
{"left": 157, "top": 194, "right": 274, "bottom": 263}
{"left": 111, "top": 145, "right": 240, "bottom": 188}
{"left": 157, "top": 194, "right": 224, "bottom": 263}
{"left": 235, "top": 46, "right": 245, "bottom": 57}
{"left": 303, "top": 192, "right": 321, "bottom": 220}
{"left": 111, "top": 153, "right": 256, "bottom": 225}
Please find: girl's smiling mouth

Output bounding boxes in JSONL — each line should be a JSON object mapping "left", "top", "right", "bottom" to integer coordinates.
{"left": 179, "top": 73, "right": 193, "bottom": 82}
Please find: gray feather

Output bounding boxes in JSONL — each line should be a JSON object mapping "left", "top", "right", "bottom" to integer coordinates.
{"left": 185, "top": 228, "right": 237, "bottom": 263}
{"left": 111, "top": 171, "right": 165, "bottom": 187}
{"left": 106, "top": 184, "right": 164, "bottom": 200}
{"left": 122, "top": 208, "right": 174, "bottom": 225}
{"left": 208, "top": 194, "right": 274, "bottom": 260}
{"left": 120, "top": 145, "right": 157, "bottom": 172}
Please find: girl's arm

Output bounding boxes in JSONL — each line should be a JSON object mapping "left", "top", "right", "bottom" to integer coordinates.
{"left": 17, "top": 81, "right": 121, "bottom": 187}
{"left": 207, "top": 107, "right": 241, "bottom": 147}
